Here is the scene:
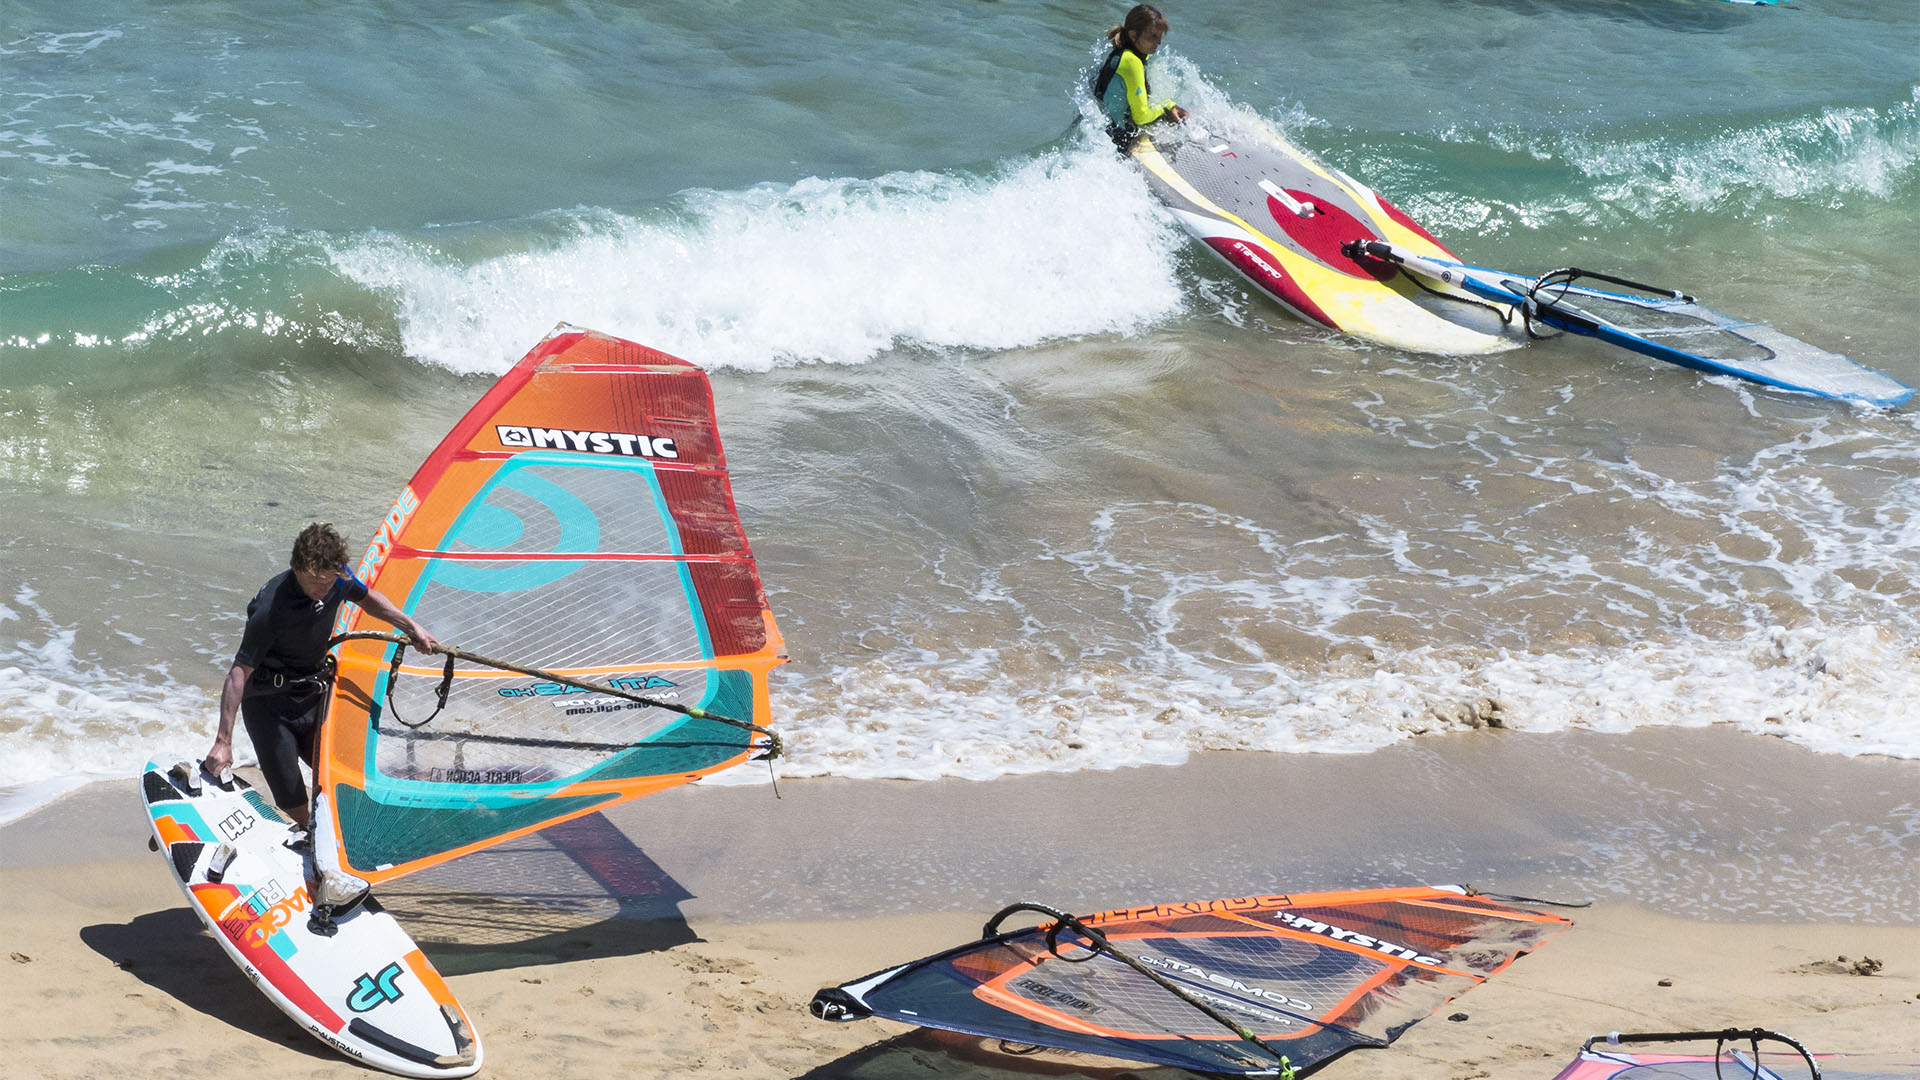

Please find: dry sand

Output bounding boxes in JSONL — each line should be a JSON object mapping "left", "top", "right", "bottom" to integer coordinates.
{"left": 3, "top": 726, "right": 1916, "bottom": 1079}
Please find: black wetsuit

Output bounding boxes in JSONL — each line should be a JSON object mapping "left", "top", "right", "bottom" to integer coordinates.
{"left": 233, "top": 568, "right": 368, "bottom": 809}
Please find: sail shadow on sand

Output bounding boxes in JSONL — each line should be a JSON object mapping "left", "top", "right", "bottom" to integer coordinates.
{"left": 796, "top": 1027, "right": 1197, "bottom": 1080}
{"left": 372, "top": 812, "right": 700, "bottom": 976}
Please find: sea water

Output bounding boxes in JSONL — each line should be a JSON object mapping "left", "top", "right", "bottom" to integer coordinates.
{"left": 3, "top": 0, "right": 1916, "bottom": 821}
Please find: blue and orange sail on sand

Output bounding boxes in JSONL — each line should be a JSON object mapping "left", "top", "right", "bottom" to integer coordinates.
{"left": 814, "top": 886, "right": 1573, "bottom": 1077}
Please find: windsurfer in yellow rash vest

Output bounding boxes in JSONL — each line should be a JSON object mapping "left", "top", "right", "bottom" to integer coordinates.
{"left": 1093, "top": 4, "right": 1189, "bottom": 148}
{"left": 203, "top": 522, "right": 436, "bottom": 828}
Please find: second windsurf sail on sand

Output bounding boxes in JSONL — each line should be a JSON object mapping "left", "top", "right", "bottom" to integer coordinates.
{"left": 813, "top": 886, "right": 1573, "bottom": 1077}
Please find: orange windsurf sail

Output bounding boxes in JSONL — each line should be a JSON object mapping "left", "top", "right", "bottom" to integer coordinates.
{"left": 315, "top": 325, "right": 785, "bottom": 884}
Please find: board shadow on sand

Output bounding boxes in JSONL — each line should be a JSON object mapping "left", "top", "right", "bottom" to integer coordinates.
{"left": 77, "top": 908, "right": 338, "bottom": 1062}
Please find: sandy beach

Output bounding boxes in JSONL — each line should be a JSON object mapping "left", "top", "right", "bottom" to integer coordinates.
{"left": 3, "top": 726, "right": 1916, "bottom": 1079}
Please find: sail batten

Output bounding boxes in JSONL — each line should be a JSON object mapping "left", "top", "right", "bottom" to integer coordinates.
{"left": 317, "top": 325, "right": 785, "bottom": 884}
{"left": 389, "top": 550, "right": 748, "bottom": 563}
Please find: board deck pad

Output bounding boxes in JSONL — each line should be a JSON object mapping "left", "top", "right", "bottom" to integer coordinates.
{"left": 140, "top": 760, "right": 482, "bottom": 1077}
{"left": 1132, "top": 118, "right": 1517, "bottom": 354}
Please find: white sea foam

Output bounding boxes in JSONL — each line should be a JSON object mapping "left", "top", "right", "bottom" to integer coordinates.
{"left": 730, "top": 617, "right": 1919, "bottom": 792}
{"left": 737, "top": 504, "right": 1920, "bottom": 788}
{"left": 16, "top": 29, "right": 123, "bottom": 57}
{"left": 327, "top": 144, "right": 1188, "bottom": 374}
{"left": 0, "top": 586, "right": 220, "bottom": 825}
{"left": 714, "top": 402, "right": 1920, "bottom": 784}
{"left": 1461, "top": 86, "right": 1920, "bottom": 221}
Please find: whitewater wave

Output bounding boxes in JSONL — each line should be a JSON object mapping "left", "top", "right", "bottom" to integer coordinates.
{"left": 327, "top": 145, "right": 1188, "bottom": 374}
{"left": 0, "top": 586, "right": 218, "bottom": 825}
{"left": 746, "top": 616, "right": 1920, "bottom": 790}
{"left": 9, "top": 76, "right": 1913, "bottom": 378}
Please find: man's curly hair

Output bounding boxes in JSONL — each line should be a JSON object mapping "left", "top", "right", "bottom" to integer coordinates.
{"left": 290, "top": 522, "right": 350, "bottom": 574}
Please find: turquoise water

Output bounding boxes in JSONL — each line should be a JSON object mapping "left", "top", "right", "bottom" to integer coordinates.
{"left": 3, "top": 0, "right": 1917, "bottom": 816}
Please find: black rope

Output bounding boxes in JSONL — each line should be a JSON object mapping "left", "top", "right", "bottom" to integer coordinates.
{"left": 383, "top": 645, "right": 455, "bottom": 729}
{"left": 1519, "top": 269, "right": 1585, "bottom": 340}
{"left": 1342, "top": 237, "right": 1519, "bottom": 329}
{"left": 1464, "top": 886, "right": 1593, "bottom": 908}
{"left": 981, "top": 902, "right": 1301, "bottom": 1078}
{"left": 1519, "top": 266, "right": 1692, "bottom": 340}
{"left": 1578, "top": 1028, "right": 1819, "bottom": 1080}
{"left": 1544, "top": 266, "right": 1692, "bottom": 303}
{"left": 1402, "top": 258, "right": 1519, "bottom": 327}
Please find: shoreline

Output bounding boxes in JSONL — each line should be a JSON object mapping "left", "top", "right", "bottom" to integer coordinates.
{"left": 4, "top": 726, "right": 1917, "bottom": 1078}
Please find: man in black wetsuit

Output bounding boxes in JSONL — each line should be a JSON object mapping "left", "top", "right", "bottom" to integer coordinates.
{"left": 204, "top": 522, "right": 436, "bottom": 828}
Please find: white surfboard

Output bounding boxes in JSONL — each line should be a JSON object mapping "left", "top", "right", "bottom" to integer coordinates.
{"left": 140, "top": 760, "right": 482, "bottom": 1077}
{"left": 1130, "top": 117, "right": 1518, "bottom": 355}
